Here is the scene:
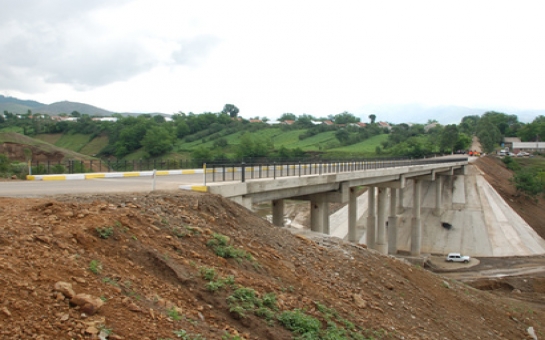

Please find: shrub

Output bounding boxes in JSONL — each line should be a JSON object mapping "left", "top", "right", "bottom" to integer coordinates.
{"left": 89, "top": 260, "right": 102, "bottom": 274}
{"left": 278, "top": 309, "right": 321, "bottom": 335}
{"left": 199, "top": 266, "right": 217, "bottom": 281}
{"left": 51, "top": 164, "right": 66, "bottom": 174}
{"left": 0, "top": 154, "right": 10, "bottom": 173}
{"left": 96, "top": 226, "right": 114, "bottom": 239}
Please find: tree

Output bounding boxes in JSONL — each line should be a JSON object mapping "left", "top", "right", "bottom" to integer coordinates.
{"left": 192, "top": 147, "right": 214, "bottom": 164}
{"left": 335, "top": 129, "right": 350, "bottom": 144}
{"left": 440, "top": 124, "right": 459, "bottom": 153}
{"left": 368, "top": 114, "right": 376, "bottom": 124}
{"left": 142, "top": 125, "right": 175, "bottom": 157}
{"left": 295, "top": 114, "right": 314, "bottom": 128}
{"left": 235, "top": 133, "right": 273, "bottom": 159}
{"left": 279, "top": 113, "right": 296, "bottom": 122}
{"left": 152, "top": 115, "right": 166, "bottom": 124}
{"left": 454, "top": 133, "right": 472, "bottom": 151}
{"left": 175, "top": 121, "right": 190, "bottom": 138}
{"left": 222, "top": 104, "right": 239, "bottom": 118}
{"left": 333, "top": 111, "right": 359, "bottom": 125}
{"left": 476, "top": 121, "right": 501, "bottom": 153}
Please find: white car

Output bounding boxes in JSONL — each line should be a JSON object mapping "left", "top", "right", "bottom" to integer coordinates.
{"left": 516, "top": 152, "right": 529, "bottom": 157}
{"left": 446, "top": 253, "right": 470, "bottom": 263}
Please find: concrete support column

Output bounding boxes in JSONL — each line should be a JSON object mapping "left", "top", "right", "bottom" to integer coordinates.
{"left": 348, "top": 187, "right": 358, "bottom": 242}
{"left": 410, "top": 179, "right": 422, "bottom": 256}
{"left": 434, "top": 176, "right": 443, "bottom": 216}
{"left": 310, "top": 194, "right": 329, "bottom": 234}
{"left": 396, "top": 187, "right": 404, "bottom": 214}
{"left": 375, "top": 187, "right": 388, "bottom": 254}
{"left": 366, "top": 187, "right": 376, "bottom": 249}
{"left": 272, "top": 199, "right": 284, "bottom": 227}
{"left": 388, "top": 188, "right": 398, "bottom": 255}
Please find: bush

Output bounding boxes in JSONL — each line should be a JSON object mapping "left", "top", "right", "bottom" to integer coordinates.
{"left": 278, "top": 309, "right": 321, "bottom": 335}
{"left": 31, "top": 164, "right": 48, "bottom": 175}
{"left": 51, "top": 164, "right": 66, "bottom": 174}
{"left": 502, "top": 156, "right": 521, "bottom": 171}
{"left": 0, "top": 154, "right": 9, "bottom": 173}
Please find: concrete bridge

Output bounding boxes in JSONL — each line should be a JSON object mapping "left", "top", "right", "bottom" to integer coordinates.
{"left": 181, "top": 157, "right": 468, "bottom": 256}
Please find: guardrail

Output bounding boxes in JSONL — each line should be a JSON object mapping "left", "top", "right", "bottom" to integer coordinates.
{"left": 205, "top": 156, "right": 468, "bottom": 183}
{"left": 25, "top": 159, "right": 205, "bottom": 175}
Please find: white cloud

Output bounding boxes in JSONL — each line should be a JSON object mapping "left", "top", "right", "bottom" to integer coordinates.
{"left": 1, "top": 0, "right": 545, "bottom": 121}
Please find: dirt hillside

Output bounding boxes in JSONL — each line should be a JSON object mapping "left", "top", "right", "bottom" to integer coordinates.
{"left": 1, "top": 180, "right": 544, "bottom": 340}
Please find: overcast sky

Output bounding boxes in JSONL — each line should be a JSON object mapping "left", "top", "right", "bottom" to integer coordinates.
{"left": 1, "top": 0, "right": 545, "bottom": 122}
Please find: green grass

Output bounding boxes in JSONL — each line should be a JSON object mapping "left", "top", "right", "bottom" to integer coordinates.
{"left": 176, "top": 127, "right": 393, "bottom": 159}
{"left": 327, "top": 134, "right": 389, "bottom": 156}
{"left": 34, "top": 133, "right": 63, "bottom": 145}
{"left": 515, "top": 155, "right": 545, "bottom": 169}
{"left": 0, "top": 126, "right": 25, "bottom": 133}
{"left": 54, "top": 133, "right": 92, "bottom": 152}
{"left": 79, "top": 135, "right": 109, "bottom": 156}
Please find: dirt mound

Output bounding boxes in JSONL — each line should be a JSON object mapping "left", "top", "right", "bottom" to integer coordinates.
{"left": 0, "top": 142, "right": 65, "bottom": 162}
{"left": 0, "top": 191, "right": 543, "bottom": 339}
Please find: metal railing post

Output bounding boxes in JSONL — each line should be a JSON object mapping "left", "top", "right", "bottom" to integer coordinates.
{"left": 241, "top": 162, "right": 246, "bottom": 182}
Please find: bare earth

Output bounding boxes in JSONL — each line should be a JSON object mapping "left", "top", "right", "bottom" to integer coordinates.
{"left": 1, "top": 156, "right": 545, "bottom": 339}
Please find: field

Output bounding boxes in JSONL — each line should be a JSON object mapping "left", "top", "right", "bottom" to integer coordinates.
{"left": 4, "top": 126, "right": 411, "bottom": 163}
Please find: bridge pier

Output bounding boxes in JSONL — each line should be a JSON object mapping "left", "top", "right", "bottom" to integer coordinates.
{"left": 310, "top": 194, "right": 329, "bottom": 234}
{"left": 434, "top": 176, "right": 443, "bottom": 216}
{"left": 396, "top": 187, "right": 405, "bottom": 214}
{"left": 388, "top": 188, "right": 398, "bottom": 255}
{"left": 410, "top": 179, "right": 422, "bottom": 256}
{"left": 366, "top": 187, "right": 376, "bottom": 249}
{"left": 348, "top": 187, "right": 358, "bottom": 242}
{"left": 272, "top": 199, "right": 284, "bottom": 226}
{"left": 375, "top": 187, "right": 388, "bottom": 255}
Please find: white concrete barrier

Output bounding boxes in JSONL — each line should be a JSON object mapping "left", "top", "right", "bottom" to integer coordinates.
{"left": 27, "top": 169, "right": 205, "bottom": 181}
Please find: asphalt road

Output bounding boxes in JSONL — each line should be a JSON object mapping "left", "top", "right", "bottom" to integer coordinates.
{"left": 0, "top": 173, "right": 206, "bottom": 197}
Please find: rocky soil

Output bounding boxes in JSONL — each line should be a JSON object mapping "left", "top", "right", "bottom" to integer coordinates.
{"left": 0, "top": 156, "right": 544, "bottom": 339}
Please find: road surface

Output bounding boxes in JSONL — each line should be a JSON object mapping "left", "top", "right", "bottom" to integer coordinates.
{"left": 0, "top": 173, "right": 205, "bottom": 197}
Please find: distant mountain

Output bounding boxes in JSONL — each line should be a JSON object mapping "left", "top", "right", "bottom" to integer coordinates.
{"left": 0, "top": 95, "right": 43, "bottom": 108}
{"left": 0, "top": 95, "right": 44, "bottom": 114}
{"left": 0, "top": 95, "right": 171, "bottom": 118}
{"left": 0, "top": 96, "right": 119, "bottom": 117}
{"left": 33, "top": 101, "right": 114, "bottom": 116}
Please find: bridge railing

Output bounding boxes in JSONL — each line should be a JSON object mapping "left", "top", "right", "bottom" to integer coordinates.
{"left": 205, "top": 156, "right": 468, "bottom": 183}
